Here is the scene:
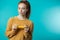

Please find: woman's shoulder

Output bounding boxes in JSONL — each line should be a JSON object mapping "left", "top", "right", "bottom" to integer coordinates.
{"left": 8, "top": 16, "right": 17, "bottom": 21}
{"left": 27, "top": 19, "right": 33, "bottom": 25}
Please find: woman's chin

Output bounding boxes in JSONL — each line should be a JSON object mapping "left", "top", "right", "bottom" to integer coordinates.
{"left": 21, "top": 13, "right": 25, "bottom": 15}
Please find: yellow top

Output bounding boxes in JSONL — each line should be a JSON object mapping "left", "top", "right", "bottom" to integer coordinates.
{"left": 5, "top": 16, "right": 34, "bottom": 40}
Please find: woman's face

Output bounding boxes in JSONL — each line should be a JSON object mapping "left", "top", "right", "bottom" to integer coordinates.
{"left": 18, "top": 3, "right": 28, "bottom": 16}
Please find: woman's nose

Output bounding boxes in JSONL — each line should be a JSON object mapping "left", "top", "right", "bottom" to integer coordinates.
{"left": 20, "top": 9, "right": 22, "bottom": 12}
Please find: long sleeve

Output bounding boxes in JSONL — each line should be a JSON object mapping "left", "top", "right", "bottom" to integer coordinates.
{"left": 28, "top": 21, "right": 34, "bottom": 40}
{"left": 5, "top": 16, "right": 33, "bottom": 40}
{"left": 29, "top": 21, "right": 34, "bottom": 35}
{"left": 23, "top": 21, "right": 34, "bottom": 40}
{"left": 5, "top": 18, "right": 16, "bottom": 38}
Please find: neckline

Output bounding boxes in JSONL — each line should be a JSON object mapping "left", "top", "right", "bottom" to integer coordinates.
{"left": 16, "top": 16, "right": 28, "bottom": 21}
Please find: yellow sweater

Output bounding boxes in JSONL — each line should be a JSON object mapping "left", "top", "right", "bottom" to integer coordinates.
{"left": 5, "top": 17, "right": 33, "bottom": 40}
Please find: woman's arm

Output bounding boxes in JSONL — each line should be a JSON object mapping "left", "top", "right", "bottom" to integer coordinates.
{"left": 5, "top": 18, "right": 17, "bottom": 38}
{"left": 23, "top": 21, "right": 34, "bottom": 38}
{"left": 29, "top": 21, "right": 34, "bottom": 35}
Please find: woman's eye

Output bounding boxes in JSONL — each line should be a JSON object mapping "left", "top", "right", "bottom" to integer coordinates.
{"left": 22, "top": 8, "right": 25, "bottom": 10}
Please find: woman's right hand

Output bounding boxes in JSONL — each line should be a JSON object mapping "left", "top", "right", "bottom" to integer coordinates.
{"left": 12, "top": 24, "right": 18, "bottom": 31}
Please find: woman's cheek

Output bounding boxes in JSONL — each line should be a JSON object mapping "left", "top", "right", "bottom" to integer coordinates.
{"left": 22, "top": 9, "right": 26, "bottom": 13}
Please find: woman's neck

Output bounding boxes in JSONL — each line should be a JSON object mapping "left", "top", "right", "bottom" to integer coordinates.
{"left": 17, "top": 15, "right": 27, "bottom": 20}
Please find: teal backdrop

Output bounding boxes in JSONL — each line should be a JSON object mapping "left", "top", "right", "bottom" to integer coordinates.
{"left": 0, "top": 0, "right": 60, "bottom": 40}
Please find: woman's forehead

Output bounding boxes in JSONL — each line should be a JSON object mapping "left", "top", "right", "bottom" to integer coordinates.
{"left": 18, "top": 3, "right": 26, "bottom": 8}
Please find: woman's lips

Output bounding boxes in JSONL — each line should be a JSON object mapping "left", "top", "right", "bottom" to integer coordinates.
{"left": 20, "top": 13, "right": 25, "bottom": 14}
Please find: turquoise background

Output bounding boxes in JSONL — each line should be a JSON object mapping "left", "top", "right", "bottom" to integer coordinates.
{"left": 0, "top": 0, "right": 60, "bottom": 40}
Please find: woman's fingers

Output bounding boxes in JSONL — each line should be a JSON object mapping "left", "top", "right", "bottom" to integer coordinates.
{"left": 12, "top": 24, "right": 18, "bottom": 31}
{"left": 24, "top": 25, "right": 29, "bottom": 32}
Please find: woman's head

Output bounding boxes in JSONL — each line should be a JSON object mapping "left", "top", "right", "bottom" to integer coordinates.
{"left": 18, "top": 0, "right": 31, "bottom": 19}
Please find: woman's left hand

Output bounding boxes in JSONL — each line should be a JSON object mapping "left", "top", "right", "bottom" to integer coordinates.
{"left": 24, "top": 25, "right": 29, "bottom": 33}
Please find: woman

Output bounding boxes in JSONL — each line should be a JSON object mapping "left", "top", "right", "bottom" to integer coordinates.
{"left": 5, "top": 0, "right": 34, "bottom": 40}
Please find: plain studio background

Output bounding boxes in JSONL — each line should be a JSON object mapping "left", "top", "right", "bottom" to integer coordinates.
{"left": 0, "top": 0, "right": 60, "bottom": 40}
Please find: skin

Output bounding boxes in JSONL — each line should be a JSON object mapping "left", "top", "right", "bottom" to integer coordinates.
{"left": 18, "top": 3, "right": 28, "bottom": 16}
{"left": 12, "top": 3, "right": 29, "bottom": 33}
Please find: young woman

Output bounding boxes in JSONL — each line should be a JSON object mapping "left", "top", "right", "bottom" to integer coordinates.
{"left": 5, "top": 0, "right": 34, "bottom": 40}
